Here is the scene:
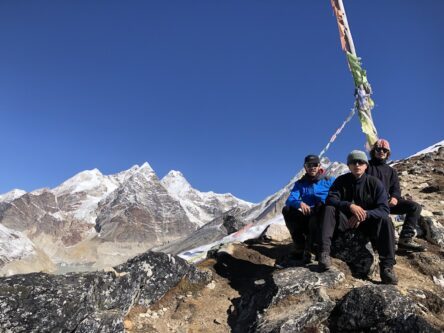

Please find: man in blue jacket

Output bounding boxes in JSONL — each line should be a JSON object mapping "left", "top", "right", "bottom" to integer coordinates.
{"left": 283, "top": 155, "right": 335, "bottom": 263}
{"left": 319, "top": 150, "right": 398, "bottom": 285}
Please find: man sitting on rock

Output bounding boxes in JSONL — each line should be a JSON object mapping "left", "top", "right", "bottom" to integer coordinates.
{"left": 282, "top": 155, "right": 335, "bottom": 263}
{"left": 367, "top": 139, "right": 425, "bottom": 252}
{"left": 319, "top": 150, "right": 398, "bottom": 285}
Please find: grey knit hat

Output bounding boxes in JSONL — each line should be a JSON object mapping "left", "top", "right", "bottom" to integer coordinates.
{"left": 347, "top": 150, "right": 369, "bottom": 165}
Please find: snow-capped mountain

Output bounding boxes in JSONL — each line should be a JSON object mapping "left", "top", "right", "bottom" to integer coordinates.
{"left": 95, "top": 163, "right": 196, "bottom": 243}
{"left": 0, "top": 162, "right": 251, "bottom": 273}
{"left": 0, "top": 189, "right": 26, "bottom": 203}
{"left": 161, "top": 170, "right": 254, "bottom": 226}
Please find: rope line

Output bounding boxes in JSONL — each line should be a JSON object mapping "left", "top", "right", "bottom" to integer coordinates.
{"left": 319, "top": 106, "right": 356, "bottom": 157}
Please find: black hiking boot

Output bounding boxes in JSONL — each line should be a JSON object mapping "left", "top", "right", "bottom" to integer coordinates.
{"left": 318, "top": 252, "right": 331, "bottom": 271}
{"left": 380, "top": 266, "right": 398, "bottom": 285}
{"left": 303, "top": 250, "right": 314, "bottom": 264}
{"left": 398, "top": 237, "right": 426, "bottom": 252}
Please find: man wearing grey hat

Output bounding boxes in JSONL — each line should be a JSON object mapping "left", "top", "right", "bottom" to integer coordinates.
{"left": 319, "top": 150, "right": 398, "bottom": 285}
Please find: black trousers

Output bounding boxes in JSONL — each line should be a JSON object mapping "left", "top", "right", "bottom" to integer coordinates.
{"left": 321, "top": 205, "right": 396, "bottom": 268}
{"left": 282, "top": 205, "right": 322, "bottom": 252}
{"left": 390, "top": 198, "right": 422, "bottom": 239}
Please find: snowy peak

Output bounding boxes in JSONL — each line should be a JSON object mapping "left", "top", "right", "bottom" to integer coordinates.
{"left": 53, "top": 168, "right": 105, "bottom": 195}
{"left": 0, "top": 189, "right": 26, "bottom": 203}
{"left": 161, "top": 170, "right": 192, "bottom": 197}
{"left": 161, "top": 170, "right": 253, "bottom": 226}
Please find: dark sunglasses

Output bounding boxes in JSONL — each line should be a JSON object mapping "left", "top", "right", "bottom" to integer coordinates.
{"left": 375, "top": 147, "right": 389, "bottom": 153}
{"left": 349, "top": 160, "right": 367, "bottom": 166}
{"left": 305, "top": 163, "right": 319, "bottom": 168}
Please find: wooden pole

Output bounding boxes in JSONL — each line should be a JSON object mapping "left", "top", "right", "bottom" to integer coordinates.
{"left": 336, "top": 0, "right": 357, "bottom": 56}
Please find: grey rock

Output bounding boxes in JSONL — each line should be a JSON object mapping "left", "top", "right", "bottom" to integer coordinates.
{"left": 223, "top": 214, "right": 247, "bottom": 234}
{"left": 329, "top": 285, "right": 440, "bottom": 332}
{"left": 278, "top": 301, "right": 333, "bottom": 333}
{"left": 271, "top": 266, "right": 345, "bottom": 303}
{"left": 261, "top": 224, "right": 291, "bottom": 242}
{"left": 331, "top": 229, "right": 376, "bottom": 278}
{"left": 232, "top": 266, "right": 344, "bottom": 333}
{"left": 0, "top": 251, "right": 210, "bottom": 333}
{"left": 419, "top": 216, "right": 444, "bottom": 248}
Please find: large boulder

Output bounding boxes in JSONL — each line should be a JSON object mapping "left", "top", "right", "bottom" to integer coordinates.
{"left": 331, "top": 229, "right": 376, "bottom": 278}
{"left": 329, "top": 285, "right": 440, "bottom": 332}
{"left": 0, "top": 251, "right": 210, "bottom": 333}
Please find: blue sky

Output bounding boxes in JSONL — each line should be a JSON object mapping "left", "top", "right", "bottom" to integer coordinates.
{"left": 1, "top": 1, "right": 443, "bottom": 203}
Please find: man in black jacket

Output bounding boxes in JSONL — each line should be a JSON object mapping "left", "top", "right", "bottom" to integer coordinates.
{"left": 319, "top": 150, "right": 398, "bottom": 285}
{"left": 367, "top": 139, "right": 425, "bottom": 252}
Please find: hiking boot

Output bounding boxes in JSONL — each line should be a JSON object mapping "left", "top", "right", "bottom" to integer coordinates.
{"left": 303, "top": 250, "right": 314, "bottom": 264}
{"left": 398, "top": 237, "right": 426, "bottom": 252}
{"left": 380, "top": 266, "right": 398, "bottom": 285}
{"left": 318, "top": 252, "right": 331, "bottom": 271}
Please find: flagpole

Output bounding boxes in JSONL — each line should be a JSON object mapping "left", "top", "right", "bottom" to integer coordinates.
{"left": 331, "top": 0, "right": 378, "bottom": 148}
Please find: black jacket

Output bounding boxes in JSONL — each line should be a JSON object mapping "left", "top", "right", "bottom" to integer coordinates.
{"left": 326, "top": 173, "right": 389, "bottom": 219}
{"left": 366, "top": 158, "right": 401, "bottom": 200}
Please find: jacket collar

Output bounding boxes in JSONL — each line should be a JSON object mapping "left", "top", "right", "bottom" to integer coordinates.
{"left": 370, "top": 157, "right": 387, "bottom": 166}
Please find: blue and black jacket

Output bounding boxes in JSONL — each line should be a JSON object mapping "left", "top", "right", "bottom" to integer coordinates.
{"left": 286, "top": 173, "right": 336, "bottom": 209}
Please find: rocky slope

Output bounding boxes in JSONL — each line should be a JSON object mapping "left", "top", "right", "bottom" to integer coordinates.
{"left": 0, "top": 141, "right": 443, "bottom": 332}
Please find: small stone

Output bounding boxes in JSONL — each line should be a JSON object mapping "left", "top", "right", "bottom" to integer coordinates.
{"left": 254, "top": 279, "right": 266, "bottom": 286}
{"left": 206, "top": 281, "right": 216, "bottom": 289}
{"left": 214, "top": 319, "right": 221, "bottom": 325}
{"left": 401, "top": 171, "right": 408, "bottom": 176}
{"left": 123, "top": 320, "right": 133, "bottom": 330}
{"left": 421, "top": 210, "right": 434, "bottom": 217}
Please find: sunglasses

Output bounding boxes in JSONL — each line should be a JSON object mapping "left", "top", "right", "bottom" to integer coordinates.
{"left": 305, "top": 163, "right": 319, "bottom": 168}
{"left": 349, "top": 160, "right": 367, "bottom": 166}
{"left": 375, "top": 147, "right": 389, "bottom": 153}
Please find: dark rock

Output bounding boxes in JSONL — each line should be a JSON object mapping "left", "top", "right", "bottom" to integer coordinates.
{"left": 271, "top": 266, "right": 345, "bottom": 303}
{"left": 433, "top": 168, "right": 444, "bottom": 175}
{"left": 329, "top": 285, "right": 440, "bottom": 332}
{"left": 0, "top": 251, "right": 210, "bottom": 332}
{"left": 223, "top": 214, "right": 247, "bottom": 234}
{"left": 420, "top": 185, "right": 441, "bottom": 193}
{"left": 233, "top": 266, "right": 344, "bottom": 333}
{"left": 331, "top": 229, "right": 376, "bottom": 278}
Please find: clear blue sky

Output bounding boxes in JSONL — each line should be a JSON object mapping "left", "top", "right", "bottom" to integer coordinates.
{"left": 1, "top": 1, "right": 443, "bottom": 203}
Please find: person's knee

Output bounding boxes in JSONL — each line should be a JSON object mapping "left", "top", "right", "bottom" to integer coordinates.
{"left": 282, "top": 206, "right": 290, "bottom": 216}
{"left": 324, "top": 205, "right": 336, "bottom": 216}
{"left": 412, "top": 201, "right": 422, "bottom": 213}
{"left": 380, "top": 217, "right": 395, "bottom": 233}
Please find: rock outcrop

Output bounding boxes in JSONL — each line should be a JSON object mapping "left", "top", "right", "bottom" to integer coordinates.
{"left": 0, "top": 251, "right": 210, "bottom": 333}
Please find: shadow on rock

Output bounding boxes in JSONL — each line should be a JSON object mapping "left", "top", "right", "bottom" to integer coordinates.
{"left": 213, "top": 251, "right": 277, "bottom": 332}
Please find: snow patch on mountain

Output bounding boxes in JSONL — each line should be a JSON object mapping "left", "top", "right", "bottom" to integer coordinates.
{"left": 0, "top": 189, "right": 26, "bottom": 203}
{"left": 0, "top": 224, "right": 35, "bottom": 263}
{"left": 409, "top": 139, "right": 444, "bottom": 158}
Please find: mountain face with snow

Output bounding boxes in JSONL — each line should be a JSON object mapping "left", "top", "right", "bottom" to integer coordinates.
{"left": 0, "top": 162, "right": 251, "bottom": 273}
{"left": 0, "top": 189, "right": 26, "bottom": 203}
{"left": 95, "top": 164, "right": 196, "bottom": 243}
{"left": 161, "top": 170, "right": 254, "bottom": 226}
